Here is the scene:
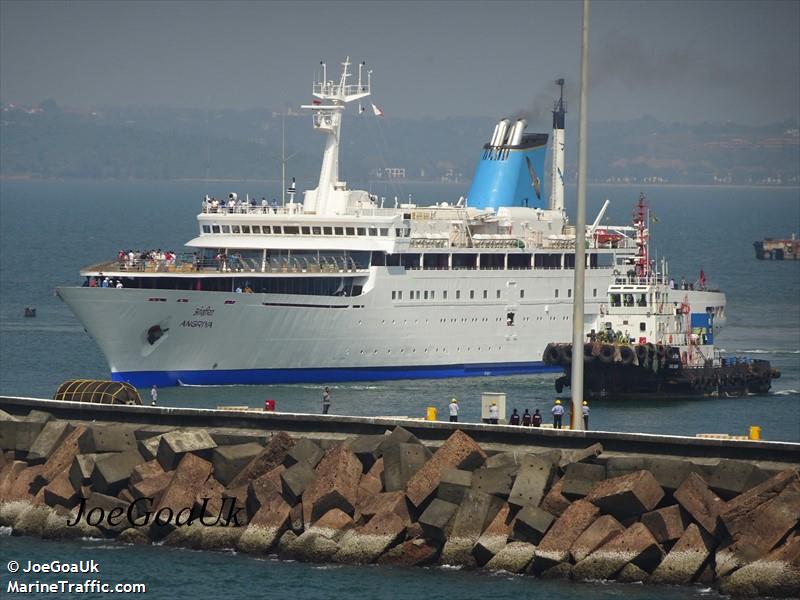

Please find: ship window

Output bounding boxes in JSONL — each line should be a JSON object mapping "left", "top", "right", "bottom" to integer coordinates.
{"left": 284, "top": 226, "right": 299, "bottom": 235}
{"left": 593, "top": 288, "right": 597, "bottom": 297}
{"left": 334, "top": 227, "right": 344, "bottom": 235}
{"left": 555, "top": 289, "right": 559, "bottom": 298}
{"left": 369, "top": 228, "right": 378, "bottom": 236}
{"left": 252, "top": 225, "right": 261, "bottom": 234}
{"left": 637, "top": 294, "right": 647, "bottom": 307}
{"left": 568, "top": 289, "right": 572, "bottom": 298}
{"left": 312, "top": 226, "right": 321, "bottom": 235}
{"left": 202, "top": 225, "right": 211, "bottom": 233}
{"left": 232, "top": 225, "right": 240, "bottom": 234}
{"left": 395, "top": 228, "right": 403, "bottom": 237}
{"left": 357, "top": 227, "right": 366, "bottom": 236}
{"left": 610, "top": 293, "right": 621, "bottom": 306}
{"left": 346, "top": 227, "right": 355, "bottom": 235}
{"left": 221, "top": 225, "right": 231, "bottom": 234}
{"left": 520, "top": 289, "right": 525, "bottom": 298}
{"left": 470, "top": 290, "right": 475, "bottom": 299}
{"left": 443, "top": 290, "right": 448, "bottom": 300}
{"left": 456, "top": 290, "right": 461, "bottom": 299}
{"left": 380, "top": 228, "right": 389, "bottom": 236}
{"left": 623, "top": 293, "right": 634, "bottom": 307}
{"left": 416, "top": 291, "right": 421, "bottom": 299}
{"left": 431, "top": 291, "right": 435, "bottom": 299}
{"left": 483, "top": 290, "right": 487, "bottom": 299}
{"left": 496, "top": 290, "right": 501, "bottom": 299}
{"left": 211, "top": 225, "right": 220, "bottom": 233}
{"left": 640, "top": 322, "right": 646, "bottom": 331}
{"left": 323, "top": 227, "right": 333, "bottom": 235}
{"left": 262, "top": 226, "right": 271, "bottom": 234}
{"left": 392, "top": 291, "right": 396, "bottom": 300}
{"left": 398, "top": 291, "right": 402, "bottom": 300}
{"left": 424, "top": 291, "right": 429, "bottom": 300}
{"left": 241, "top": 225, "right": 251, "bottom": 234}
{"left": 301, "top": 226, "right": 311, "bottom": 234}
{"left": 507, "top": 312, "right": 515, "bottom": 326}
{"left": 273, "top": 226, "right": 283, "bottom": 234}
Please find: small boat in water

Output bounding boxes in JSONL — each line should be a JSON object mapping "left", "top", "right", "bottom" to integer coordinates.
{"left": 753, "top": 235, "right": 799, "bottom": 260}
{"left": 24, "top": 307, "right": 36, "bottom": 318}
{"left": 544, "top": 195, "right": 779, "bottom": 400}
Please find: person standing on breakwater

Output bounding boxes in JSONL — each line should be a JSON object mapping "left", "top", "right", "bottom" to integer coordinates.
{"left": 532, "top": 408, "right": 542, "bottom": 427}
{"left": 322, "top": 387, "right": 331, "bottom": 415}
{"left": 150, "top": 385, "right": 158, "bottom": 406}
{"left": 449, "top": 398, "right": 459, "bottom": 422}
{"left": 509, "top": 408, "right": 520, "bottom": 425}
{"left": 489, "top": 401, "right": 499, "bottom": 424}
{"left": 522, "top": 409, "right": 532, "bottom": 426}
{"left": 551, "top": 400, "right": 564, "bottom": 429}
{"left": 582, "top": 400, "right": 590, "bottom": 429}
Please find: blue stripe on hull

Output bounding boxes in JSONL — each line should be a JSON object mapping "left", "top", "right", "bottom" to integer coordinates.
{"left": 112, "top": 362, "right": 561, "bottom": 388}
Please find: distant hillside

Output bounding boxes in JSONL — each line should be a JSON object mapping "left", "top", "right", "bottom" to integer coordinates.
{"left": 1, "top": 102, "right": 798, "bottom": 185}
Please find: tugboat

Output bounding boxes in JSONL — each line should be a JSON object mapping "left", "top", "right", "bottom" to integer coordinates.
{"left": 544, "top": 194, "right": 780, "bottom": 399}
{"left": 753, "top": 235, "right": 799, "bottom": 260}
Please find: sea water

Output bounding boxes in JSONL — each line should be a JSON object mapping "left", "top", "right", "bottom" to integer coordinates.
{"left": 0, "top": 180, "right": 798, "bottom": 598}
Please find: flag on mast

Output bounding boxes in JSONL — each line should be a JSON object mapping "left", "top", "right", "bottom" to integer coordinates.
{"left": 371, "top": 103, "right": 384, "bottom": 117}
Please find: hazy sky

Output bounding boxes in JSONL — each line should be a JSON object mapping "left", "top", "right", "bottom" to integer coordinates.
{"left": 2, "top": 0, "right": 798, "bottom": 126}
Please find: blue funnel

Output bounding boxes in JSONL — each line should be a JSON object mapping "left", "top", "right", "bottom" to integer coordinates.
{"left": 467, "top": 126, "right": 548, "bottom": 211}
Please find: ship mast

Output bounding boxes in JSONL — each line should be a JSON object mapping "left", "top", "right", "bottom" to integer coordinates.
{"left": 633, "top": 193, "right": 650, "bottom": 280}
{"left": 301, "top": 57, "right": 371, "bottom": 216}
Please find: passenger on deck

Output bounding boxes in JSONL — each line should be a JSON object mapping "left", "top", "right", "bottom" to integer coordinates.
{"left": 509, "top": 408, "right": 520, "bottom": 425}
{"left": 532, "top": 409, "right": 542, "bottom": 427}
{"left": 522, "top": 409, "right": 532, "bottom": 426}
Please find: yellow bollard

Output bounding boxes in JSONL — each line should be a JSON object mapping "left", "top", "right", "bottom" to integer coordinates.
{"left": 748, "top": 426, "right": 761, "bottom": 441}
{"left": 426, "top": 406, "right": 437, "bottom": 421}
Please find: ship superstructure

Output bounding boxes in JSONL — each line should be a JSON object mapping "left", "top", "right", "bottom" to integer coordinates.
{"left": 57, "top": 59, "right": 726, "bottom": 387}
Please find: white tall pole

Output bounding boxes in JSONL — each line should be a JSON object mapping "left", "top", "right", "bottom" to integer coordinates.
{"left": 570, "top": 0, "right": 590, "bottom": 430}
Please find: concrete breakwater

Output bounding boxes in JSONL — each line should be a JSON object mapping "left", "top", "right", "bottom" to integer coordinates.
{"left": 1, "top": 403, "right": 799, "bottom": 598}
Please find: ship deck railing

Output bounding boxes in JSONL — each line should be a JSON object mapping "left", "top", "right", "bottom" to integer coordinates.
{"left": 83, "top": 257, "right": 367, "bottom": 276}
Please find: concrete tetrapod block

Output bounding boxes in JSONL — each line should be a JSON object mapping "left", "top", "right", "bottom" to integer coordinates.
{"left": 302, "top": 445, "right": 362, "bottom": 527}
{"left": 237, "top": 490, "right": 292, "bottom": 554}
{"left": 508, "top": 458, "right": 555, "bottom": 509}
{"left": 532, "top": 499, "right": 601, "bottom": 572}
{"left": 211, "top": 442, "right": 263, "bottom": 487}
{"left": 418, "top": 498, "right": 458, "bottom": 543}
{"left": 405, "top": 430, "right": 486, "bottom": 508}
{"left": 2, "top": 463, "right": 42, "bottom": 503}
{"left": 720, "top": 467, "right": 800, "bottom": 536}
{"left": 437, "top": 469, "right": 472, "bottom": 505}
{"left": 561, "top": 462, "right": 606, "bottom": 500}
{"left": 359, "top": 490, "right": 410, "bottom": 523}
{"left": 641, "top": 504, "right": 687, "bottom": 545}
{"left": 572, "top": 522, "right": 664, "bottom": 581}
{"left": 558, "top": 443, "right": 603, "bottom": 469}
{"left": 38, "top": 425, "right": 89, "bottom": 485}
{"left": 246, "top": 465, "right": 285, "bottom": 516}
{"left": 616, "top": 562, "right": 649, "bottom": 583}
{"left": 512, "top": 505, "right": 554, "bottom": 545}
{"left": 157, "top": 429, "right": 217, "bottom": 471}
{"left": 69, "top": 454, "right": 105, "bottom": 491}
{"left": 585, "top": 470, "right": 664, "bottom": 520}
{"left": 715, "top": 478, "right": 800, "bottom": 578}
{"left": 356, "top": 474, "right": 383, "bottom": 511}
{"left": 540, "top": 477, "right": 571, "bottom": 517}
{"left": 81, "top": 424, "right": 138, "bottom": 453}
{"left": 42, "top": 471, "right": 78, "bottom": 509}
{"left": 377, "top": 426, "right": 425, "bottom": 455}
{"left": 26, "top": 421, "right": 75, "bottom": 464}
{"left": 227, "top": 431, "right": 294, "bottom": 489}
{"left": 648, "top": 523, "right": 714, "bottom": 585}
{"left": 718, "top": 534, "right": 800, "bottom": 599}
{"left": 441, "top": 489, "right": 503, "bottom": 566}
{"left": 281, "top": 461, "right": 317, "bottom": 505}
{"left": 155, "top": 453, "right": 214, "bottom": 524}
{"left": 348, "top": 434, "right": 388, "bottom": 471}
{"left": 283, "top": 438, "right": 324, "bottom": 469}
{"left": 485, "top": 541, "right": 537, "bottom": 573}
{"left": 130, "top": 470, "right": 174, "bottom": 504}
{"left": 334, "top": 511, "right": 407, "bottom": 564}
{"left": 378, "top": 538, "right": 440, "bottom": 567}
{"left": 570, "top": 514, "right": 626, "bottom": 563}
{"left": 707, "top": 459, "right": 767, "bottom": 501}
{"left": 471, "top": 466, "right": 516, "bottom": 498}
{"left": 130, "top": 459, "right": 165, "bottom": 485}
{"left": 673, "top": 471, "right": 725, "bottom": 536}
{"left": 24, "top": 410, "right": 54, "bottom": 424}
{"left": 84, "top": 492, "right": 130, "bottom": 533}
{"left": 288, "top": 508, "right": 355, "bottom": 562}
{"left": 0, "top": 421, "right": 43, "bottom": 453}
{"left": 484, "top": 451, "right": 541, "bottom": 469}
{"left": 472, "top": 502, "right": 512, "bottom": 566}
{"left": 138, "top": 435, "right": 166, "bottom": 462}
{"left": 382, "top": 443, "right": 431, "bottom": 493}
{"left": 193, "top": 476, "right": 225, "bottom": 519}
{"left": 91, "top": 451, "right": 145, "bottom": 496}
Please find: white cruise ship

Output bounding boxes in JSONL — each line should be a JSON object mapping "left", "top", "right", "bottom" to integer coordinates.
{"left": 56, "top": 58, "right": 726, "bottom": 387}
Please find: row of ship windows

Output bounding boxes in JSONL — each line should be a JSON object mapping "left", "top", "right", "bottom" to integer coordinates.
{"left": 356, "top": 315, "right": 571, "bottom": 327}
{"left": 202, "top": 224, "right": 400, "bottom": 237}
{"left": 391, "top": 288, "right": 599, "bottom": 300}
{"left": 355, "top": 345, "right": 501, "bottom": 355}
